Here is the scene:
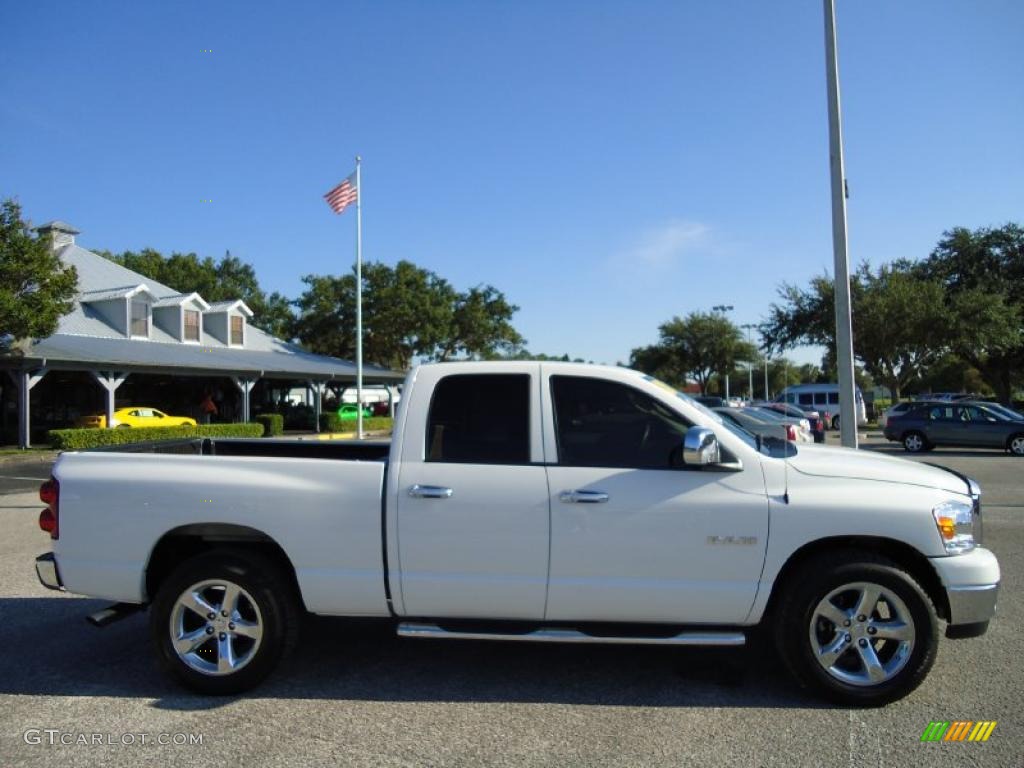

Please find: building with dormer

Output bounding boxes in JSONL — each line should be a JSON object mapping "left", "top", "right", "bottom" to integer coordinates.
{"left": 1, "top": 222, "right": 403, "bottom": 447}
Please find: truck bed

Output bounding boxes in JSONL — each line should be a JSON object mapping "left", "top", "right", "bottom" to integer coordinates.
{"left": 89, "top": 437, "right": 392, "bottom": 462}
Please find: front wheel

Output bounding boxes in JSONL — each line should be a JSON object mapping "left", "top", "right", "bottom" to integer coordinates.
{"left": 1008, "top": 434, "right": 1024, "bottom": 456}
{"left": 150, "top": 550, "right": 298, "bottom": 694}
{"left": 774, "top": 550, "right": 938, "bottom": 706}
{"left": 831, "top": 415, "right": 840, "bottom": 431}
{"left": 902, "top": 431, "right": 928, "bottom": 453}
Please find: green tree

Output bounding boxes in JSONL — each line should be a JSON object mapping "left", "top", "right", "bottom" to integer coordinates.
{"left": 630, "top": 311, "right": 756, "bottom": 394}
{"left": 761, "top": 262, "right": 947, "bottom": 400}
{"left": 444, "top": 286, "right": 525, "bottom": 361}
{"left": 293, "top": 260, "right": 525, "bottom": 370}
{"left": 916, "top": 224, "right": 1024, "bottom": 403}
{"left": 0, "top": 200, "right": 78, "bottom": 352}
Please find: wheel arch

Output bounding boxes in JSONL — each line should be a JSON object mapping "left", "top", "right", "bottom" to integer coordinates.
{"left": 144, "top": 523, "right": 304, "bottom": 610}
{"left": 763, "top": 536, "right": 950, "bottom": 623}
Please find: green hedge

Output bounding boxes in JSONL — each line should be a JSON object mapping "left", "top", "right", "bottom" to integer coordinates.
{"left": 49, "top": 423, "right": 265, "bottom": 450}
{"left": 255, "top": 413, "right": 284, "bottom": 437}
{"left": 318, "top": 414, "right": 394, "bottom": 434}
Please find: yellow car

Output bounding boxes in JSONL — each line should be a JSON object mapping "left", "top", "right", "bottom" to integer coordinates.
{"left": 76, "top": 407, "right": 197, "bottom": 429}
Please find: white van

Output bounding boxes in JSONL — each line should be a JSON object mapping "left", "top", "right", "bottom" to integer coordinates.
{"left": 775, "top": 383, "right": 867, "bottom": 429}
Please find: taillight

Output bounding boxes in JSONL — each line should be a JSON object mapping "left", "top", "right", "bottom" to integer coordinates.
{"left": 39, "top": 477, "right": 59, "bottom": 539}
{"left": 786, "top": 425, "right": 797, "bottom": 441}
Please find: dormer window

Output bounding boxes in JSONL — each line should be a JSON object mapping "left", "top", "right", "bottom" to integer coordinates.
{"left": 230, "top": 314, "right": 244, "bottom": 345}
{"left": 184, "top": 309, "right": 201, "bottom": 341}
{"left": 130, "top": 300, "right": 150, "bottom": 337}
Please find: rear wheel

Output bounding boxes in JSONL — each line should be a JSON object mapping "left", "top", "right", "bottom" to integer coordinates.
{"left": 902, "top": 431, "right": 927, "bottom": 453}
{"left": 774, "top": 550, "right": 938, "bottom": 706}
{"left": 831, "top": 415, "right": 840, "bottom": 431}
{"left": 1009, "top": 434, "right": 1024, "bottom": 456}
{"left": 150, "top": 550, "right": 298, "bottom": 694}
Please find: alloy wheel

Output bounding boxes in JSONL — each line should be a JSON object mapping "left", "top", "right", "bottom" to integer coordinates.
{"left": 808, "top": 581, "right": 915, "bottom": 687}
{"left": 169, "top": 579, "right": 264, "bottom": 676}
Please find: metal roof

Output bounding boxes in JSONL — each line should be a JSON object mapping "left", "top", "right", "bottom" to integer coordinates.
{"left": 23, "top": 333, "right": 402, "bottom": 380}
{"left": 2, "top": 242, "right": 404, "bottom": 382}
{"left": 153, "top": 293, "right": 211, "bottom": 310}
{"left": 36, "top": 220, "right": 80, "bottom": 234}
{"left": 206, "top": 299, "right": 254, "bottom": 317}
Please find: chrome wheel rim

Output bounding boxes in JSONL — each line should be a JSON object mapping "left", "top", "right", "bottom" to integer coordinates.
{"left": 1011, "top": 437, "right": 1024, "bottom": 456}
{"left": 905, "top": 434, "right": 923, "bottom": 451}
{"left": 169, "top": 579, "right": 263, "bottom": 676}
{"left": 808, "top": 581, "right": 915, "bottom": 687}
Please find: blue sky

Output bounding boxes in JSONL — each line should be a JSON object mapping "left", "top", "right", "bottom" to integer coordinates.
{"left": 2, "top": 1, "right": 1022, "bottom": 367}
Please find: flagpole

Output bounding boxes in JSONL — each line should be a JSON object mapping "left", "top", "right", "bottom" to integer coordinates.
{"left": 355, "top": 155, "right": 364, "bottom": 440}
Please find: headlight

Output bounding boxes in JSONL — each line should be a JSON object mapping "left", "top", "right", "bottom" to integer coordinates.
{"left": 932, "top": 500, "right": 976, "bottom": 554}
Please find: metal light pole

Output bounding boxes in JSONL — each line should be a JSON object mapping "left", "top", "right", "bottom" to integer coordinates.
{"left": 741, "top": 323, "right": 756, "bottom": 400}
{"left": 824, "top": 0, "right": 858, "bottom": 448}
{"left": 712, "top": 305, "right": 734, "bottom": 400}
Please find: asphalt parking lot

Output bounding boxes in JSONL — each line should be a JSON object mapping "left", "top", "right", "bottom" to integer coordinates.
{"left": 0, "top": 439, "right": 1020, "bottom": 767}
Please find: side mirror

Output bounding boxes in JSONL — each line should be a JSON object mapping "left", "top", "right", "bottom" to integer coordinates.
{"left": 683, "top": 426, "right": 721, "bottom": 466}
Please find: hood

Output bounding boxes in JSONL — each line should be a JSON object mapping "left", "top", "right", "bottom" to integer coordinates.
{"left": 788, "top": 444, "right": 969, "bottom": 496}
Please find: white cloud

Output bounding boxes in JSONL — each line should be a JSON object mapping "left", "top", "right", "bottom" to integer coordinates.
{"left": 621, "top": 220, "right": 711, "bottom": 268}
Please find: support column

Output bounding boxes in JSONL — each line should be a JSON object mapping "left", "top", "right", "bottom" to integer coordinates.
{"left": 231, "top": 377, "right": 257, "bottom": 423}
{"left": 91, "top": 371, "right": 128, "bottom": 430}
{"left": 308, "top": 380, "right": 325, "bottom": 433}
{"left": 8, "top": 368, "right": 47, "bottom": 449}
{"left": 388, "top": 385, "right": 396, "bottom": 419}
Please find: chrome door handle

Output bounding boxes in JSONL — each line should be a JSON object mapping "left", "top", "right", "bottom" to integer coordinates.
{"left": 409, "top": 484, "right": 454, "bottom": 499}
{"left": 560, "top": 490, "right": 609, "bottom": 504}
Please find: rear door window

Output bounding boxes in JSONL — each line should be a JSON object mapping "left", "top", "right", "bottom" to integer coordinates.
{"left": 426, "top": 374, "right": 529, "bottom": 464}
{"left": 827, "top": 392, "right": 840, "bottom": 405}
{"left": 798, "top": 393, "right": 814, "bottom": 405}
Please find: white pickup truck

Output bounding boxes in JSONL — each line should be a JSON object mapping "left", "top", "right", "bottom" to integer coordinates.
{"left": 35, "top": 362, "right": 999, "bottom": 704}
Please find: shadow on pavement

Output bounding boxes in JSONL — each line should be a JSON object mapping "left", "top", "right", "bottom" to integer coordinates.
{"left": 0, "top": 597, "right": 829, "bottom": 711}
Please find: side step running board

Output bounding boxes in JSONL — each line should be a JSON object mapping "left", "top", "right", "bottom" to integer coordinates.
{"left": 397, "top": 622, "right": 745, "bottom": 647}
{"left": 87, "top": 602, "right": 142, "bottom": 628}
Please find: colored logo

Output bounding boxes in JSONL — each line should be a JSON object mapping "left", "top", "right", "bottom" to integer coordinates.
{"left": 920, "top": 721, "right": 996, "bottom": 742}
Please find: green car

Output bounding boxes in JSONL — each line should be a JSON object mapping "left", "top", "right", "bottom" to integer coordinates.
{"left": 337, "top": 404, "right": 373, "bottom": 420}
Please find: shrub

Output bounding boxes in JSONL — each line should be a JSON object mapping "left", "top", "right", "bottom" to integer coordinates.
{"left": 49, "top": 423, "right": 265, "bottom": 450}
{"left": 318, "top": 414, "right": 394, "bottom": 434}
{"left": 256, "top": 413, "right": 284, "bottom": 437}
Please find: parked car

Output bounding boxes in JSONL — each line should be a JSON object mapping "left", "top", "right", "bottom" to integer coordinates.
{"left": 760, "top": 402, "right": 826, "bottom": 443}
{"left": 76, "top": 407, "right": 197, "bottom": 429}
{"left": 713, "top": 407, "right": 811, "bottom": 443}
{"left": 745, "top": 406, "right": 814, "bottom": 443}
{"left": 879, "top": 401, "right": 916, "bottom": 430}
{"left": 883, "top": 402, "right": 1024, "bottom": 455}
{"left": 776, "top": 383, "right": 867, "bottom": 430}
{"left": 694, "top": 396, "right": 726, "bottom": 408}
{"left": 36, "top": 362, "right": 999, "bottom": 705}
{"left": 337, "top": 404, "right": 373, "bottom": 420}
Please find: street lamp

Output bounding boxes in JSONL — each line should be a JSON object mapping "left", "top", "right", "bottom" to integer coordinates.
{"left": 741, "top": 323, "right": 757, "bottom": 400}
{"left": 712, "top": 305, "right": 735, "bottom": 400}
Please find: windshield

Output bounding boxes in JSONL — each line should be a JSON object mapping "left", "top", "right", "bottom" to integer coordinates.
{"left": 641, "top": 376, "right": 795, "bottom": 458}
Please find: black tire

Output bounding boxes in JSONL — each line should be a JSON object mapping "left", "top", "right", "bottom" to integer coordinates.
{"left": 831, "top": 415, "right": 840, "bottom": 431}
{"left": 773, "top": 549, "right": 938, "bottom": 706}
{"left": 150, "top": 549, "right": 299, "bottom": 695}
{"left": 902, "top": 431, "right": 928, "bottom": 453}
{"left": 116, "top": 424, "right": 132, "bottom": 429}
{"left": 1008, "top": 433, "right": 1024, "bottom": 457}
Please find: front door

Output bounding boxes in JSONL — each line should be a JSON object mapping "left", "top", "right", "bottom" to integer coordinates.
{"left": 542, "top": 373, "right": 769, "bottom": 624}
{"left": 395, "top": 368, "right": 550, "bottom": 619}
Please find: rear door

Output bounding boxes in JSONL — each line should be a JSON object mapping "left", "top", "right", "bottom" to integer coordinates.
{"left": 394, "top": 365, "right": 550, "bottom": 619}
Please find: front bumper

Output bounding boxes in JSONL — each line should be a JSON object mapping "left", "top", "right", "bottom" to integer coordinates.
{"left": 930, "top": 547, "right": 1000, "bottom": 627}
{"left": 35, "top": 553, "right": 64, "bottom": 591}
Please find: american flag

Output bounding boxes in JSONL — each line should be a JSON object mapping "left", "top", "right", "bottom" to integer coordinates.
{"left": 323, "top": 172, "right": 358, "bottom": 214}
